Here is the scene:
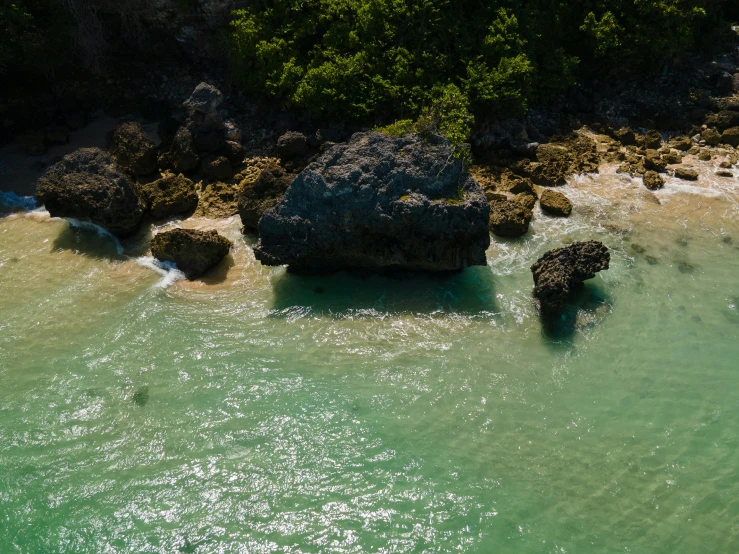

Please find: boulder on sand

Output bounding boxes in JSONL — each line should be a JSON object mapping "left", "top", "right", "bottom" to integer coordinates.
{"left": 531, "top": 241, "right": 610, "bottom": 312}
{"left": 35, "top": 147, "right": 146, "bottom": 236}
{"left": 674, "top": 167, "right": 699, "bottom": 181}
{"left": 237, "top": 163, "right": 294, "bottom": 232}
{"left": 643, "top": 170, "right": 665, "bottom": 191}
{"left": 151, "top": 228, "right": 232, "bottom": 279}
{"left": 255, "top": 132, "right": 490, "bottom": 272}
{"left": 109, "top": 121, "right": 157, "bottom": 176}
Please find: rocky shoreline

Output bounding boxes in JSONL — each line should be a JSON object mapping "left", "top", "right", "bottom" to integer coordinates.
{"left": 4, "top": 64, "right": 739, "bottom": 312}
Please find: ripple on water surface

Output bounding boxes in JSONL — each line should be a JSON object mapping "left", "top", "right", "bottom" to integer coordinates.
{"left": 1, "top": 165, "right": 739, "bottom": 553}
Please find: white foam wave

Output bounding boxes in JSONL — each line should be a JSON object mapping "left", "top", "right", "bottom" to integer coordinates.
{"left": 65, "top": 218, "right": 124, "bottom": 254}
{"left": 135, "top": 256, "right": 186, "bottom": 288}
{"left": 0, "top": 191, "right": 37, "bottom": 211}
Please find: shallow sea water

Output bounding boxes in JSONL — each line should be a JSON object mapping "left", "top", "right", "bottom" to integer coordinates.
{"left": 1, "top": 161, "right": 739, "bottom": 553}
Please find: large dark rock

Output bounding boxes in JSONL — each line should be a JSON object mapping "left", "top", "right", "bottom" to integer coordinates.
{"left": 708, "top": 110, "right": 739, "bottom": 131}
{"left": 531, "top": 241, "right": 610, "bottom": 312}
{"left": 643, "top": 170, "right": 665, "bottom": 191}
{"left": 255, "top": 132, "right": 490, "bottom": 272}
{"left": 150, "top": 228, "right": 232, "bottom": 279}
{"left": 35, "top": 148, "right": 146, "bottom": 235}
{"left": 237, "top": 163, "right": 294, "bottom": 232}
{"left": 183, "top": 82, "right": 224, "bottom": 114}
{"left": 109, "top": 122, "right": 157, "bottom": 176}
{"left": 140, "top": 173, "right": 198, "bottom": 219}
{"left": 202, "top": 155, "right": 233, "bottom": 180}
{"left": 489, "top": 199, "right": 533, "bottom": 237}
{"left": 674, "top": 167, "right": 699, "bottom": 181}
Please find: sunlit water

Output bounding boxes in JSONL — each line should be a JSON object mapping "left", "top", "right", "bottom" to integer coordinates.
{"left": 1, "top": 160, "right": 739, "bottom": 553}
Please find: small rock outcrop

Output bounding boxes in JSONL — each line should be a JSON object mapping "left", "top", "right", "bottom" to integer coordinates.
{"left": 540, "top": 190, "right": 573, "bottom": 217}
{"left": 514, "top": 134, "right": 600, "bottom": 187}
{"left": 237, "top": 163, "right": 294, "bottom": 232}
{"left": 674, "top": 167, "right": 699, "bottom": 181}
{"left": 643, "top": 170, "right": 665, "bottom": 190}
{"left": 531, "top": 241, "right": 610, "bottom": 312}
{"left": 140, "top": 174, "right": 198, "bottom": 219}
{"left": 255, "top": 132, "right": 490, "bottom": 272}
{"left": 109, "top": 122, "right": 157, "bottom": 176}
{"left": 35, "top": 148, "right": 146, "bottom": 235}
{"left": 151, "top": 228, "right": 232, "bottom": 279}
{"left": 171, "top": 128, "right": 200, "bottom": 174}
{"left": 489, "top": 199, "right": 533, "bottom": 237}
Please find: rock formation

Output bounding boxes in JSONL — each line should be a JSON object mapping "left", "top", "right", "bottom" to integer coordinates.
{"left": 237, "top": 163, "right": 294, "bottom": 232}
{"left": 140, "top": 173, "right": 198, "bottom": 219}
{"left": 109, "top": 122, "right": 157, "bottom": 176}
{"left": 151, "top": 228, "right": 232, "bottom": 279}
{"left": 255, "top": 132, "right": 490, "bottom": 272}
{"left": 489, "top": 199, "right": 533, "bottom": 237}
{"left": 35, "top": 148, "right": 146, "bottom": 236}
{"left": 531, "top": 241, "right": 610, "bottom": 311}
{"left": 539, "top": 190, "right": 573, "bottom": 217}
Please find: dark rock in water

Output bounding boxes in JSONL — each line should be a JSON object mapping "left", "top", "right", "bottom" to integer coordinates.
{"left": 255, "top": 132, "right": 490, "bottom": 272}
{"left": 677, "top": 260, "right": 695, "bottom": 274}
{"left": 708, "top": 110, "right": 739, "bottom": 131}
{"left": 531, "top": 241, "right": 610, "bottom": 312}
{"left": 661, "top": 150, "right": 682, "bottom": 165}
{"left": 132, "top": 386, "right": 149, "bottom": 407}
{"left": 674, "top": 167, "right": 699, "bottom": 181}
{"left": 140, "top": 173, "right": 198, "bottom": 219}
{"left": 237, "top": 163, "right": 294, "bottom": 232}
{"left": 515, "top": 134, "right": 600, "bottom": 187}
{"left": 183, "top": 82, "right": 224, "bottom": 114}
{"left": 644, "top": 150, "right": 667, "bottom": 172}
{"left": 716, "top": 170, "right": 734, "bottom": 178}
{"left": 109, "top": 122, "right": 157, "bottom": 176}
{"left": 277, "top": 131, "right": 309, "bottom": 161}
{"left": 151, "top": 228, "right": 232, "bottom": 279}
{"left": 645, "top": 255, "right": 659, "bottom": 265}
{"left": 539, "top": 189, "right": 572, "bottom": 217}
{"left": 171, "top": 128, "right": 200, "bottom": 174}
{"left": 631, "top": 243, "right": 646, "bottom": 254}
{"left": 489, "top": 199, "right": 532, "bottom": 237}
{"left": 202, "top": 155, "right": 233, "bottom": 181}
{"left": 514, "top": 191, "right": 537, "bottom": 210}
{"left": 643, "top": 170, "right": 665, "bottom": 190}
{"left": 35, "top": 147, "right": 146, "bottom": 236}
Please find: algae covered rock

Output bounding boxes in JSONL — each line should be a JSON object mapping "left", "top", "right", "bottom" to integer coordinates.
{"left": 674, "top": 167, "right": 699, "bottom": 181}
{"left": 140, "top": 174, "right": 198, "bottom": 219}
{"left": 202, "top": 155, "right": 233, "bottom": 181}
{"left": 109, "top": 122, "right": 157, "bottom": 176}
{"left": 277, "top": 131, "right": 309, "bottom": 161}
{"left": 151, "top": 228, "right": 232, "bottom": 279}
{"left": 531, "top": 241, "right": 610, "bottom": 312}
{"left": 643, "top": 170, "right": 665, "bottom": 191}
{"left": 255, "top": 132, "right": 490, "bottom": 272}
{"left": 35, "top": 147, "right": 146, "bottom": 236}
{"left": 237, "top": 163, "right": 294, "bottom": 232}
{"left": 721, "top": 127, "right": 739, "bottom": 147}
{"left": 516, "top": 134, "right": 600, "bottom": 187}
{"left": 540, "top": 189, "right": 573, "bottom": 217}
{"left": 489, "top": 199, "right": 533, "bottom": 237}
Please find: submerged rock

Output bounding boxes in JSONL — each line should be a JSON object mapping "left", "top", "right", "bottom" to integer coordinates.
{"left": 109, "top": 122, "right": 157, "bottom": 176}
{"left": 255, "top": 132, "right": 490, "bottom": 272}
{"left": 35, "top": 148, "right": 146, "bottom": 236}
{"left": 540, "top": 189, "right": 573, "bottom": 217}
{"left": 237, "top": 163, "right": 294, "bottom": 232}
{"left": 490, "top": 199, "right": 533, "bottom": 237}
{"left": 140, "top": 173, "right": 198, "bottom": 219}
{"left": 151, "top": 228, "right": 232, "bottom": 279}
{"left": 531, "top": 241, "right": 611, "bottom": 312}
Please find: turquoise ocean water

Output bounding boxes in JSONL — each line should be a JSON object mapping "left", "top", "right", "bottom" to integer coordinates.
{"left": 1, "top": 164, "right": 738, "bottom": 553}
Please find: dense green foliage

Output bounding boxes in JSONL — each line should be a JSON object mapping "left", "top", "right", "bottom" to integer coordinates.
{"left": 229, "top": 0, "right": 732, "bottom": 127}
